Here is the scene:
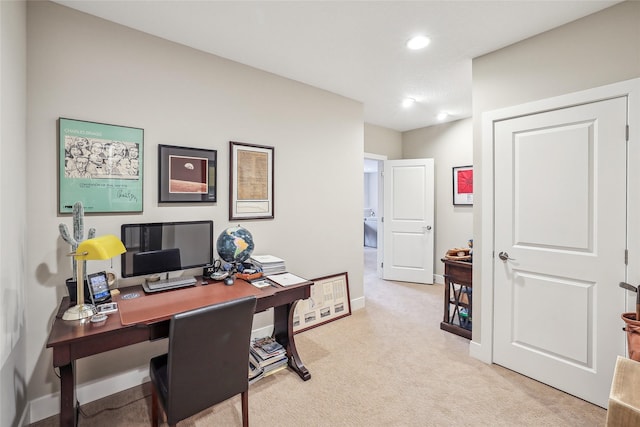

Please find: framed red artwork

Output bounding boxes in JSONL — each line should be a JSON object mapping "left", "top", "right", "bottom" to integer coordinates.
{"left": 453, "top": 165, "right": 473, "bottom": 205}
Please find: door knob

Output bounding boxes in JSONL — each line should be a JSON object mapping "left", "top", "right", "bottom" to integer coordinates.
{"left": 498, "top": 251, "right": 515, "bottom": 261}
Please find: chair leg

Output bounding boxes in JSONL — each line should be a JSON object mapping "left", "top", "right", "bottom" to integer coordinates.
{"left": 151, "top": 386, "right": 159, "bottom": 427}
{"left": 241, "top": 390, "right": 249, "bottom": 427}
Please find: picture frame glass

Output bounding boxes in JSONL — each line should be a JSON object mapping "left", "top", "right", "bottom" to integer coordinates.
{"left": 229, "top": 141, "right": 274, "bottom": 220}
{"left": 59, "top": 118, "right": 144, "bottom": 213}
{"left": 158, "top": 145, "right": 217, "bottom": 203}
{"left": 453, "top": 165, "right": 473, "bottom": 206}
{"left": 293, "top": 272, "right": 351, "bottom": 333}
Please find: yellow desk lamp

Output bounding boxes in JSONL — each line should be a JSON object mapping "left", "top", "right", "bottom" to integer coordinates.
{"left": 63, "top": 234, "right": 126, "bottom": 321}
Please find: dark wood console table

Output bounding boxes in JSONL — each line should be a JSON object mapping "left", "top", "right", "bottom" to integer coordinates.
{"left": 440, "top": 258, "right": 472, "bottom": 339}
{"left": 46, "top": 276, "right": 312, "bottom": 427}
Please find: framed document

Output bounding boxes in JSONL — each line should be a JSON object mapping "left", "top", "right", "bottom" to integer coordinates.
{"left": 58, "top": 118, "right": 144, "bottom": 214}
{"left": 229, "top": 141, "right": 274, "bottom": 220}
{"left": 293, "top": 272, "right": 351, "bottom": 333}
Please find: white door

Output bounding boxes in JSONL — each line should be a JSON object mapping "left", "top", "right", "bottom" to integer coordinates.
{"left": 383, "top": 159, "right": 434, "bottom": 284}
{"left": 493, "top": 96, "right": 628, "bottom": 407}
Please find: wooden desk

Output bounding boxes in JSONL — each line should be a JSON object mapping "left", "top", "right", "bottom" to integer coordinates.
{"left": 46, "top": 276, "right": 312, "bottom": 427}
{"left": 440, "top": 259, "right": 472, "bottom": 339}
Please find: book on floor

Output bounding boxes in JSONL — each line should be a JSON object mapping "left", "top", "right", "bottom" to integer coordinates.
{"left": 250, "top": 336, "right": 286, "bottom": 361}
{"left": 249, "top": 353, "right": 264, "bottom": 384}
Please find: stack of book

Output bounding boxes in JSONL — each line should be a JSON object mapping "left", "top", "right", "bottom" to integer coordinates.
{"left": 249, "top": 336, "right": 288, "bottom": 381}
{"left": 248, "top": 353, "right": 264, "bottom": 384}
{"left": 250, "top": 255, "right": 286, "bottom": 275}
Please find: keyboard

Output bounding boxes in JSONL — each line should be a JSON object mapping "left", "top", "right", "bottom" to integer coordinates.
{"left": 146, "top": 276, "right": 197, "bottom": 291}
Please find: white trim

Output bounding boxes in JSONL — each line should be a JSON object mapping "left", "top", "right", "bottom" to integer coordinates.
{"left": 351, "top": 295, "right": 366, "bottom": 311}
{"left": 364, "top": 152, "right": 387, "bottom": 161}
{"left": 28, "top": 365, "right": 149, "bottom": 424}
{"left": 469, "top": 340, "right": 489, "bottom": 363}
{"left": 364, "top": 152, "right": 387, "bottom": 278}
{"left": 625, "top": 80, "right": 640, "bottom": 315}
{"left": 433, "top": 273, "right": 444, "bottom": 285}
{"left": 477, "top": 77, "right": 640, "bottom": 365}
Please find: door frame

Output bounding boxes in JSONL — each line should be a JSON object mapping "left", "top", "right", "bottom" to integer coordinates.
{"left": 364, "top": 152, "right": 387, "bottom": 278}
{"left": 472, "top": 78, "right": 640, "bottom": 364}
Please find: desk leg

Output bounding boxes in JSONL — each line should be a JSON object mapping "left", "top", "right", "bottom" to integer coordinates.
{"left": 443, "top": 275, "right": 451, "bottom": 323}
{"left": 59, "top": 362, "right": 77, "bottom": 427}
{"left": 273, "top": 301, "right": 311, "bottom": 381}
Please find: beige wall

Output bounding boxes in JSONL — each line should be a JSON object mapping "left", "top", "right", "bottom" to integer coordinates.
{"left": 403, "top": 118, "right": 473, "bottom": 278}
{"left": 364, "top": 123, "right": 402, "bottom": 159}
{"left": 25, "top": 1, "right": 364, "bottom": 417}
{"left": 1, "top": 1, "right": 28, "bottom": 426}
{"left": 472, "top": 0, "right": 640, "bottom": 345}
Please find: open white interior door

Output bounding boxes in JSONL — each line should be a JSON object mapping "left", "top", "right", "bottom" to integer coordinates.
{"left": 382, "top": 159, "right": 434, "bottom": 284}
{"left": 493, "top": 96, "right": 627, "bottom": 407}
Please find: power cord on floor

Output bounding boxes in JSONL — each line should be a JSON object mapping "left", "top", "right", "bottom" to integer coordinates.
{"left": 53, "top": 367, "right": 151, "bottom": 422}
{"left": 76, "top": 393, "right": 151, "bottom": 420}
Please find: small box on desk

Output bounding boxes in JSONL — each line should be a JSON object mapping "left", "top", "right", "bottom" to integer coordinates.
{"left": 236, "top": 272, "right": 263, "bottom": 281}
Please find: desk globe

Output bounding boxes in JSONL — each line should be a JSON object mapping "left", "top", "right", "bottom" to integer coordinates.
{"left": 216, "top": 225, "right": 255, "bottom": 264}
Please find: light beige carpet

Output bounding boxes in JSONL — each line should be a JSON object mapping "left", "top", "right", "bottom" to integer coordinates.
{"left": 31, "top": 248, "right": 606, "bottom": 426}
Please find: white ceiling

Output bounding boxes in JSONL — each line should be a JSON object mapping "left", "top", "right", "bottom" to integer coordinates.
{"left": 53, "top": 1, "right": 621, "bottom": 132}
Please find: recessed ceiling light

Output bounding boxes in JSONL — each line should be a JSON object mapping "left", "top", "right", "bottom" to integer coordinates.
{"left": 402, "top": 98, "right": 416, "bottom": 108}
{"left": 406, "top": 35, "right": 431, "bottom": 50}
{"left": 437, "top": 112, "right": 449, "bottom": 121}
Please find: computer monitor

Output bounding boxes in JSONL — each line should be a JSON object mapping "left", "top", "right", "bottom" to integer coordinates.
{"left": 121, "top": 220, "right": 213, "bottom": 278}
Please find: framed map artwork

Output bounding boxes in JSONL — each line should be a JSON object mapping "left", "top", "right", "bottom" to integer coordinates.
{"left": 229, "top": 141, "right": 274, "bottom": 220}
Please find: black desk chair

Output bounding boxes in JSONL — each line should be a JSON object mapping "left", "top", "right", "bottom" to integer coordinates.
{"left": 149, "top": 296, "right": 257, "bottom": 427}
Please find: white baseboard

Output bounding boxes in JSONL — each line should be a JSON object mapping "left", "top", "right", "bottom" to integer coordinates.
{"left": 469, "top": 339, "right": 492, "bottom": 364}
{"left": 28, "top": 364, "right": 150, "bottom": 424}
{"left": 433, "top": 274, "right": 444, "bottom": 285}
{"left": 351, "top": 296, "right": 365, "bottom": 311}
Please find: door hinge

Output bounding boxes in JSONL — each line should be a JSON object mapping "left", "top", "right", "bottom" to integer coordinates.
{"left": 381, "top": 262, "right": 383, "bottom": 268}
{"left": 625, "top": 249, "right": 629, "bottom": 265}
{"left": 626, "top": 125, "right": 630, "bottom": 142}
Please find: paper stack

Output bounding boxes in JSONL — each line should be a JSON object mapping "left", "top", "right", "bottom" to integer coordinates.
{"left": 250, "top": 254, "right": 286, "bottom": 275}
